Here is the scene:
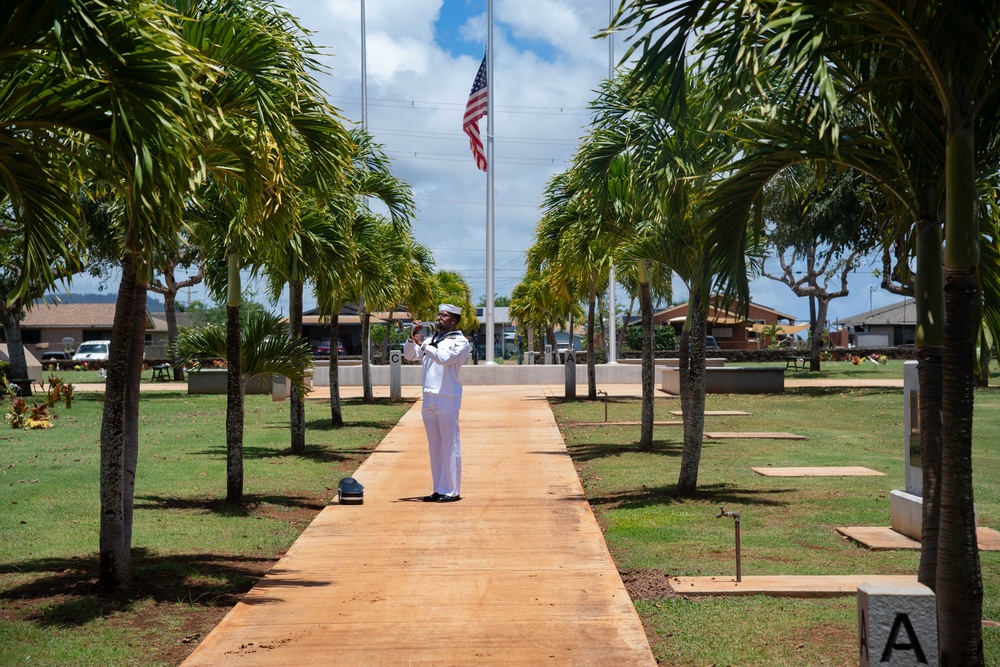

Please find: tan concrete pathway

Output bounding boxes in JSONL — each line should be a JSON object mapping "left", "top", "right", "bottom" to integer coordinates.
{"left": 180, "top": 385, "right": 656, "bottom": 666}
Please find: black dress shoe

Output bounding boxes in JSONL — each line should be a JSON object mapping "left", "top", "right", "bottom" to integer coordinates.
{"left": 436, "top": 494, "right": 461, "bottom": 503}
{"left": 422, "top": 493, "right": 443, "bottom": 502}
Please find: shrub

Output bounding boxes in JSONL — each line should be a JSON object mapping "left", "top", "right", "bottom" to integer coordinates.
{"left": 625, "top": 325, "right": 677, "bottom": 351}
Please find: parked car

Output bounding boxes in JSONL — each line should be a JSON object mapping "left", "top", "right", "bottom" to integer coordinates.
{"left": 71, "top": 340, "right": 111, "bottom": 362}
{"left": 705, "top": 335, "right": 721, "bottom": 350}
{"left": 40, "top": 350, "right": 71, "bottom": 361}
{"left": 313, "top": 339, "right": 345, "bottom": 356}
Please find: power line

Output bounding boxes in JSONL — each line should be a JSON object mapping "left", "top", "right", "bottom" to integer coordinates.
{"left": 331, "top": 95, "right": 591, "bottom": 116}
{"left": 425, "top": 247, "right": 525, "bottom": 253}
{"left": 421, "top": 197, "right": 539, "bottom": 209}
{"left": 386, "top": 150, "right": 569, "bottom": 166}
{"left": 371, "top": 127, "right": 577, "bottom": 147}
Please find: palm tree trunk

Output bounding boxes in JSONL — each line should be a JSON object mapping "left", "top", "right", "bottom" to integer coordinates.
{"left": 915, "top": 216, "right": 944, "bottom": 591}
{"left": 587, "top": 279, "right": 597, "bottom": 399}
{"left": 225, "top": 252, "right": 244, "bottom": 503}
{"left": 383, "top": 315, "right": 393, "bottom": 365}
{"left": 289, "top": 278, "right": 305, "bottom": 455}
{"left": 566, "top": 312, "right": 574, "bottom": 364}
{"left": 596, "top": 290, "right": 607, "bottom": 362}
{"left": 361, "top": 310, "right": 374, "bottom": 403}
{"left": 122, "top": 280, "right": 146, "bottom": 548}
{"left": 677, "top": 285, "right": 707, "bottom": 494}
{"left": 621, "top": 296, "right": 635, "bottom": 358}
{"left": 937, "top": 119, "right": 983, "bottom": 665}
{"left": 678, "top": 326, "right": 690, "bottom": 413}
{"left": 99, "top": 253, "right": 138, "bottom": 593}
{"left": 638, "top": 274, "right": 654, "bottom": 448}
{"left": 329, "top": 315, "right": 343, "bottom": 426}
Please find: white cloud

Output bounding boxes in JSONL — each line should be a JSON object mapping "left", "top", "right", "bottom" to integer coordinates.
{"left": 265, "top": 0, "right": 620, "bottom": 309}
{"left": 56, "top": 0, "right": 889, "bottom": 327}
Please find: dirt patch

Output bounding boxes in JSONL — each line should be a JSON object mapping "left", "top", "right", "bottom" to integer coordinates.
{"left": 620, "top": 569, "right": 678, "bottom": 601}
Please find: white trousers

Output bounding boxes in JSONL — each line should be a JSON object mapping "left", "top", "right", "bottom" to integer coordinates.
{"left": 421, "top": 393, "right": 462, "bottom": 497}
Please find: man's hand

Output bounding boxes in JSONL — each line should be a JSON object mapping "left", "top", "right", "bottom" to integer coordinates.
{"left": 409, "top": 320, "right": 424, "bottom": 345}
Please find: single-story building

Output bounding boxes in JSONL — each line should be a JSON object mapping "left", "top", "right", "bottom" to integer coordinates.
{"left": 833, "top": 298, "right": 916, "bottom": 348}
{"left": 18, "top": 302, "right": 173, "bottom": 360}
{"left": 630, "top": 298, "right": 799, "bottom": 350}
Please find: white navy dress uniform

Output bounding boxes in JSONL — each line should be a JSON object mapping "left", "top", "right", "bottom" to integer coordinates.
{"left": 403, "top": 304, "right": 472, "bottom": 502}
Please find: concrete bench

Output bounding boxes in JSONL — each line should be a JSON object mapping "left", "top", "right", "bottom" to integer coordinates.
{"left": 187, "top": 369, "right": 273, "bottom": 394}
{"left": 660, "top": 366, "right": 785, "bottom": 395}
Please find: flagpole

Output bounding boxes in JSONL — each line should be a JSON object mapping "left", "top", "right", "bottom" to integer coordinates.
{"left": 606, "top": 0, "right": 618, "bottom": 364}
{"left": 361, "top": 0, "right": 367, "bottom": 133}
{"left": 484, "top": 0, "right": 496, "bottom": 365}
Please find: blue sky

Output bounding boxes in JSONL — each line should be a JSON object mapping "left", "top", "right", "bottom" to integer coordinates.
{"left": 63, "top": 1, "right": 900, "bottom": 329}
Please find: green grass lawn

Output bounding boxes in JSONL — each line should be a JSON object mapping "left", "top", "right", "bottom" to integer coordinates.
{"left": 4, "top": 378, "right": 998, "bottom": 665}
{"left": 0, "top": 391, "right": 412, "bottom": 666}
{"left": 552, "top": 386, "right": 1000, "bottom": 666}
{"left": 31, "top": 367, "right": 173, "bottom": 387}
{"left": 766, "top": 356, "right": 907, "bottom": 378}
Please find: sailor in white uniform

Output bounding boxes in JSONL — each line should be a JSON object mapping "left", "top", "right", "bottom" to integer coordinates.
{"left": 403, "top": 304, "right": 472, "bottom": 502}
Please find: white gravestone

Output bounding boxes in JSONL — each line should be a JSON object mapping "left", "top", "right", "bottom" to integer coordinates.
{"left": 890, "top": 361, "right": 924, "bottom": 539}
{"left": 891, "top": 360, "right": 977, "bottom": 540}
{"left": 389, "top": 349, "right": 402, "bottom": 400}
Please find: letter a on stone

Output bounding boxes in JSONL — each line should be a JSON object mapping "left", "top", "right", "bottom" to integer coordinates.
{"left": 858, "top": 609, "right": 870, "bottom": 662}
{"left": 880, "top": 613, "right": 928, "bottom": 663}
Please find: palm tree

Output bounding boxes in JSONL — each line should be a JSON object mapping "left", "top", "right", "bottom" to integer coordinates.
{"left": 573, "top": 71, "right": 749, "bottom": 484}
{"left": 537, "top": 170, "right": 615, "bottom": 399}
{"left": 262, "top": 194, "right": 352, "bottom": 454}
{"left": 509, "top": 272, "right": 550, "bottom": 360}
{"left": 175, "top": 0, "right": 350, "bottom": 502}
{"left": 426, "top": 270, "right": 478, "bottom": 327}
{"left": 612, "top": 2, "right": 1000, "bottom": 660}
{"left": 6, "top": 0, "right": 211, "bottom": 592}
{"left": 347, "top": 217, "right": 416, "bottom": 403}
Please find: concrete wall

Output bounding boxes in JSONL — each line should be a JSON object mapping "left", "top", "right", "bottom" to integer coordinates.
{"left": 313, "top": 360, "right": 657, "bottom": 386}
{"left": 621, "top": 358, "right": 726, "bottom": 368}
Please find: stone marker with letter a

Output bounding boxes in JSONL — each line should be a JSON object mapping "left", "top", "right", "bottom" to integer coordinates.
{"left": 858, "top": 580, "right": 937, "bottom": 666}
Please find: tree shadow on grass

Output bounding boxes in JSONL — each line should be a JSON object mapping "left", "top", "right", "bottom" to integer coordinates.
{"left": 183, "top": 442, "right": 377, "bottom": 464}
{"left": 0, "top": 547, "right": 298, "bottom": 628}
{"left": 588, "top": 482, "right": 796, "bottom": 512}
{"left": 548, "top": 396, "right": 637, "bottom": 407}
{"left": 567, "top": 439, "right": 684, "bottom": 463}
{"left": 255, "top": 417, "right": 405, "bottom": 431}
{"left": 302, "top": 417, "right": 405, "bottom": 431}
{"left": 785, "top": 386, "right": 902, "bottom": 398}
{"left": 132, "top": 492, "right": 329, "bottom": 515}
{"left": 246, "top": 443, "right": 377, "bottom": 463}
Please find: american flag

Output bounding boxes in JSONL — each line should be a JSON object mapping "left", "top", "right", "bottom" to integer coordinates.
{"left": 463, "top": 52, "right": 488, "bottom": 171}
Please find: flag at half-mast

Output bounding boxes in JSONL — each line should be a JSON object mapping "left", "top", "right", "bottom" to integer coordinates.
{"left": 463, "top": 51, "right": 488, "bottom": 171}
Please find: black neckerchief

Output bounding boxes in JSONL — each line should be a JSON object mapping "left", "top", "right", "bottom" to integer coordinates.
{"left": 429, "top": 330, "right": 461, "bottom": 348}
